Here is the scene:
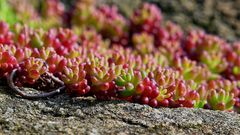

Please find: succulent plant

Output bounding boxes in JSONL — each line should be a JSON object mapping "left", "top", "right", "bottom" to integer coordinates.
{"left": 72, "top": 0, "right": 128, "bottom": 46}
{"left": 130, "top": 2, "right": 162, "bottom": 35}
{"left": 205, "top": 79, "right": 239, "bottom": 111}
{"left": 0, "top": 51, "right": 18, "bottom": 78}
{"left": 0, "top": 21, "right": 13, "bottom": 45}
{"left": 173, "top": 57, "right": 211, "bottom": 83}
{"left": 60, "top": 63, "right": 90, "bottom": 96}
{"left": 15, "top": 57, "right": 48, "bottom": 85}
{"left": 132, "top": 32, "right": 154, "bottom": 54}
{"left": 207, "top": 89, "right": 235, "bottom": 111}
{"left": 0, "top": 2, "right": 240, "bottom": 112}
{"left": 115, "top": 68, "right": 144, "bottom": 97}
{"left": 83, "top": 54, "right": 122, "bottom": 99}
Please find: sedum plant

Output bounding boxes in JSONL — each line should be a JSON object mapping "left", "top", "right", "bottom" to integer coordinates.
{"left": 0, "top": 2, "right": 239, "bottom": 113}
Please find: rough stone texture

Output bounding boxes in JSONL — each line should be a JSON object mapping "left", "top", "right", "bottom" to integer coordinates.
{"left": 0, "top": 86, "right": 240, "bottom": 134}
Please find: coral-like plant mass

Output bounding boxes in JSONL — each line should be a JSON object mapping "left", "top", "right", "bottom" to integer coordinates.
{"left": 0, "top": 1, "right": 239, "bottom": 113}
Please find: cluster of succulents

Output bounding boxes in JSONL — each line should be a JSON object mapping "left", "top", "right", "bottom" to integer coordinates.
{"left": 3, "top": 0, "right": 64, "bottom": 29}
{"left": 0, "top": 1, "right": 239, "bottom": 113}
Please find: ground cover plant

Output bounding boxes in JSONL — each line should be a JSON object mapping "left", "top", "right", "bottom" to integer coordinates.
{"left": 0, "top": 0, "right": 240, "bottom": 113}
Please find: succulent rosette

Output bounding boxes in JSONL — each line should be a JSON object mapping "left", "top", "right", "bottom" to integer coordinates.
{"left": 224, "top": 42, "right": 240, "bottom": 80}
{"left": 60, "top": 63, "right": 90, "bottom": 97}
{"left": 85, "top": 54, "right": 122, "bottom": 99}
{"left": 132, "top": 32, "right": 154, "bottom": 54}
{"left": 115, "top": 68, "right": 144, "bottom": 97}
{"left": 14, "top": 57, "right": 48, "bottom": 85}
{"left": 0, "top": 21, "right": 13, "bottom": 45}
{"left": 173, "top": 57, "right": 211, "bottom": 83}
{"left": 0, "top": 51, "right": 18, "bottom": 78}
{"left": 185, "top": 33, "right": 229, "bottom": 76}
{"left": 207, "top": 80, "right": 239, "bottom": 110}
{"left": 151, "top": 68, "right": 199, "bottom": 108}
{"left": 97, "top": 5, "right": 129, "bottom": 45}
{"left": 130, "top": 3, "right": 162, "bottom": 35}
{"left": 72, "top": 0, "right": 128, "bottom": 46}
{"left": 206, "top": 88, "right": 235, "bottom": 111}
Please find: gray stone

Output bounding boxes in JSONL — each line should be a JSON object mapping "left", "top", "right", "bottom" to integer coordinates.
{"left": 0, "top": 87, "right": 240, "bottom": 134}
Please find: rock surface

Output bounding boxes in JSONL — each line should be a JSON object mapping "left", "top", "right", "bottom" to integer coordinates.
{"left": 0, "top": 86, "right": 240, "bottom": 135}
